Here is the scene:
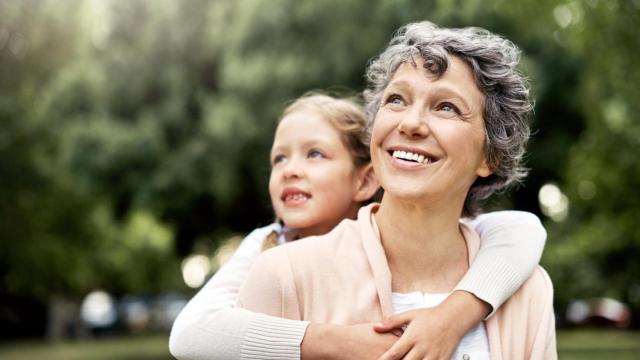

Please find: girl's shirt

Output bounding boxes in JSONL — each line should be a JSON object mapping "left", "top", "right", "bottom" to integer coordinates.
{"left": 169, "top": 210, "right": 546, "bottom": 360}
{"left": 169, "top": 223, "right": 309, "bottom": 360}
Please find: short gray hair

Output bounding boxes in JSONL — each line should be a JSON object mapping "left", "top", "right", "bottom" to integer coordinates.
{"left": 364, "top": 21, "right": 533, "bottom": 217}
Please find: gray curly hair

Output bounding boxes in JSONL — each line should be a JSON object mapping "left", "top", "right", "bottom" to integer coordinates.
{"left": 364, "top": 21, "right": 533, "bottom": 217}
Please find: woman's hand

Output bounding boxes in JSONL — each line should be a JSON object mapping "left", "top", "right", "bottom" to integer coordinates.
{"left": 301, "top": 323, "right": 399, "bottom": 360}
{"left": 373, "top": 290, "right": 491, "bottom": 360}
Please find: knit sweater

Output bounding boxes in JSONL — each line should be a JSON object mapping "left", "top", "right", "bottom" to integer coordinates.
{"left": 238, "top": 204, "right": 556, "bottom": 359}
{"left": 169, "top": 209, "right": 547, "bottom": 360}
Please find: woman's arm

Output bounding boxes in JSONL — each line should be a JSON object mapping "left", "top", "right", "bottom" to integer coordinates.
{"left": 374, "top": 210, "right": 547, "bottom": 360}
{"left": 527, "top": 267, "right": 557, "bottom": 359}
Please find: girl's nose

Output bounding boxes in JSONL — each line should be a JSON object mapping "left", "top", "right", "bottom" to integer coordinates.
{"left": 397, "top": 108, "right": 430, "bottom": 138}
{"left": 282, "top": 158, "right": 303, "bottom": 179}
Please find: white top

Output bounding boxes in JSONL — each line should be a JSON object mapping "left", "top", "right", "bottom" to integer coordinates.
{"left": 169, "top": 210, "right": 546, "bottom": 360}
{"left": 392, "top": 291, "right": 490, "bottom": 360}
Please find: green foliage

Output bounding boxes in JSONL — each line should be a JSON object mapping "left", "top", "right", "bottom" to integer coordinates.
{"left": 1, "top": 0, "right": 639, "bottom": 327}
{"left": 543, "top": 0, "right": 640, "bottom": 312}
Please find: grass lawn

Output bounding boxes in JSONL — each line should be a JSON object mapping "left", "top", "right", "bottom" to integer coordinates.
{"left": 557, "top": 329, "right": 640, "bottom": 360}
{"left": 0, "top": 333, "right": 172, "bottom": 360}
{"left": 0, "top": 329, "right": 639, "bottom": 359}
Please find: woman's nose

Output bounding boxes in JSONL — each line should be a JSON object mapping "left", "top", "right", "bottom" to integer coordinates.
{"left": 397, "top": 107, "right": 430, "bottom": 138}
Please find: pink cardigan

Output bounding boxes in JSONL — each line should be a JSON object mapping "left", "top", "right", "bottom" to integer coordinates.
{"left": 238, "top": 204, "right": 557, "bottom": 359}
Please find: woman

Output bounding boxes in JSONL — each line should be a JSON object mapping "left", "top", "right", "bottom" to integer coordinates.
{"left": 238, "top": 21, "right": 556, "bottom": 359}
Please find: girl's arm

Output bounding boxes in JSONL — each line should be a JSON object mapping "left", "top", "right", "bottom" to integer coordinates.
{"left": 169, "top": 224, "right": 307, "bottom": 360}
{"left": 171, "top": 223, "right": 397, "bottom": 360}
{"left": 238, "top": 244, "right": 398, "bottom": 360}
{"left": 374, "top": 210, "right": 547, "bottom": 360}
{"left": 457, "top": 210, "right": 547, "bottom": 313}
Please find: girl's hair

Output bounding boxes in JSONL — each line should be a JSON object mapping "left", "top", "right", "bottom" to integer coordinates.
{"left": 363, "top": 21, "right": 533, "bottom": 217}
{"left": 264, "top": 92, "right": 379, "bottom": 247}
{"left": 280, "top": 92, "right": 371, "bottom": 167}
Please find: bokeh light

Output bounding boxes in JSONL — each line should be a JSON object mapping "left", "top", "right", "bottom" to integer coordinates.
{"left": 538, "top": 183, "right": 570, "bottom": 222}
{"left": 181, "top": 255, "right": 211, "bottom": 288}
{"left": 80, "top": 290, "right": 117, "bottom": 328}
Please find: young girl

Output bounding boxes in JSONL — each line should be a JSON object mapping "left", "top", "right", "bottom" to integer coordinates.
{"left": 170, "top": 93, "right": 547, "bottom": 359}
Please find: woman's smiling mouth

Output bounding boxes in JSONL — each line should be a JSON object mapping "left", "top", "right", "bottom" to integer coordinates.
{"left": 387, "top": 147, "right": 439, "bottom": 167}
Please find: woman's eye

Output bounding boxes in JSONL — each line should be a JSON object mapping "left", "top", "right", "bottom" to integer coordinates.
{"left": 308, "top": 149, "right": 325, "bottom": 159}
{"left": 438, "top": 102, "right": 461, "bottom": 115}
{"left": 385, "top": 94, "right": 404, "bottom": 105}
{"left": 272, "top": 154, "right": 286, "bottom": 165}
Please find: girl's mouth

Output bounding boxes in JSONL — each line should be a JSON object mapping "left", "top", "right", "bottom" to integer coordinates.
{"left": 281, "top": 187, "right": 311, "bottom": 205}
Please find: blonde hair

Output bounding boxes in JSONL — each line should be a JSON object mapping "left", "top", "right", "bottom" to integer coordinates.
{"left": 262, "top": 92, "right": 377, "bottom": 249}
{"left": 280, "top": 92, "right": 371, "bottom": 167}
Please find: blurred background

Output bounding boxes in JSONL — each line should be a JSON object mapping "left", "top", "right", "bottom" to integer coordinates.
{"left": 0, "top": 0, "right": 638, "bottom": 359}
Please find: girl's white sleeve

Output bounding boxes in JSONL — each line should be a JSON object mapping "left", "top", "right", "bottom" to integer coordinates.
{"left": 169, "top": 224, "right": 309, "bottom": 360}
{"left": 456, "top": 211, "right": 547, "bottom": 317}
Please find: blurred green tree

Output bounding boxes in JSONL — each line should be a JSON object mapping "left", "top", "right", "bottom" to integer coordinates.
{"left": 1, "top": 0, "right": 639, "bottom": 338}
{"left": 542, "top": 0, "right": 640, "bottom": 317}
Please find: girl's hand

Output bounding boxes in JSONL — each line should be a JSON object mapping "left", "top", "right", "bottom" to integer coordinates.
{"left": 373, "top": 291, "right": 491, "bottom": 360}
{"left": 301, "top": 323, "right": 399, "bottom": 360}
{"left": 373, "top": 308, "right": 461, "bottom": 360}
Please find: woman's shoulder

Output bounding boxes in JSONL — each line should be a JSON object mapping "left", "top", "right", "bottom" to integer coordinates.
{"left": 253, "top": 216, "right": 366, "bottom": 277}
{"left": 500, "top": 265, "right": 554, "bottom": 321}
{"left": 256, "top": 204, "right": 377, "bottom": 271}
{"left": 282, "top": 217, "right": 363, "bottom": 254}
{"left": 497, "top": 266, "right": 556, "bottom": 355}
{"left": 519, "top": 266, "right": 554, "bottom": 300}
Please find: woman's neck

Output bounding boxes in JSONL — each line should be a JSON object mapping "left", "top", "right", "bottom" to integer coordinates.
{"left": 374, "top": 194, "right": 469, "bottom": 294}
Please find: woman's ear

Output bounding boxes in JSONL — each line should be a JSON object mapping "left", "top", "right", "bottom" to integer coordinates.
{"left": 476, "top": 157, "right": 493, "bottom": 178}
{"left": 354, "top": 164, "right": 380, "bottom": 202}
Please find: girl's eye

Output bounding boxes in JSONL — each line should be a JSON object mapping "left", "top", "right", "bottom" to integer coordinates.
{"left": 272, "top": 154, "right": 286, "bottom": 165}
{"left": 308, "top": 149, "right": 325, "bottom": 159}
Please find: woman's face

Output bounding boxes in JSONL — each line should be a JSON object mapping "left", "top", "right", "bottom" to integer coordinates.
{"left": 370, "top": 56, "right": 492, "bottom": 205}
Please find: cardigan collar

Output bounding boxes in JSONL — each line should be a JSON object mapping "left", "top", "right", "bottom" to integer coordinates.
{"left": 356, "top": 203, "right": 482, "bottom": 317}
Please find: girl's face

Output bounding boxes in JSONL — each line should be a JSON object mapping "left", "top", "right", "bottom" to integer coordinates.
{"left": 370, "top": 56, "right": 492, "bottom": 206}
{"left": 269, "top": 109, "right": 366, "bottom": 238}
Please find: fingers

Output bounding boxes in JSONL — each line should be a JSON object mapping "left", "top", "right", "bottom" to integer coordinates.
{"left": 373, "top": 312, "right": 412, "bottom": 333}
{"left": 399, "top": 347, "right": 424, "bottom": 360}
{"left": 376, "top": 335, "right": 412, "bottom": 360}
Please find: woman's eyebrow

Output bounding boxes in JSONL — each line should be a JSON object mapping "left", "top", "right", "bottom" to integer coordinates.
{"left": 389, "top": 82, "right": 475, "bottom": 108}
{"left": 436, "top": 88, "right": 469, "bottom": 104}
{"left": 385, "top": 79, "right": 412, "bottom": 92}
{"left": 429, "top": 86, "right": 478, "bottom": 111}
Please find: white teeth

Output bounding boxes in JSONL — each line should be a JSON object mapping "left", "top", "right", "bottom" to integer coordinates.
{"left": 285, "top": 193, "right": 309, "bottom": 201}
{"left": 392, "top": 150, "right": 433, "bottom": 164}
